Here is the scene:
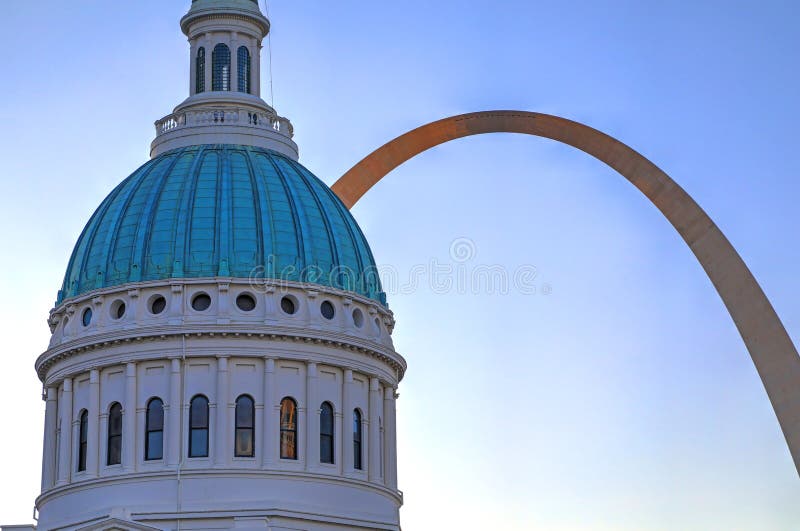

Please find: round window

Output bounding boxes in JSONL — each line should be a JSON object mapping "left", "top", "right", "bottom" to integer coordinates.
{"left": 192, "top": 293, "right": 212, "bottom": 312}
{"left": 150, "top": 295, "right": 167, "bottom": 315}
{"left": 280, "top": 296, "right": 297, "bottom": 315}
{"left": 352, "top": 308, "right": 364, "bottom": 328}
{"left": 111, "top": 300, "right": 126, "bottom": 320}
{"left": 320, "top": 300, "right": 335, "bottom": 320}
{"left": 236, "top": 293, "right": 257, "bottom": 312}
{"left": 82, "top": 307, "right": 93, "bottom": 327}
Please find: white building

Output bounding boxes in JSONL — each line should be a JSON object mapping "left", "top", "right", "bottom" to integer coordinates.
{"left": 5, "top": 1, "right": 405, "bottom": 529}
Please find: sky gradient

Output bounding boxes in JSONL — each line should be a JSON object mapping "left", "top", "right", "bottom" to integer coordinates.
{"left": 1, "top": 1, "right": 799, "bottom": 529}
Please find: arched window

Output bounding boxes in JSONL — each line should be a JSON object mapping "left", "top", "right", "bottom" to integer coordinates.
{"left": 196, "top": 47, "right": 206, "bottom": 93}
{"left": 107, "top": 402, "right": 122, "bottom": 466}
{"left": 145, "top": 398, "right": 164, "bottom": 461}
{"left": 353, "top": 409, "right": 363, "bottom": 470}
{"left": 189, "top": 395, "right": 209, "bottom": 458}
{"left": 212, "top": 43, "right": 231, "bottom": 91}
{"left": 320, "top": 401, "right": 335, "bottom": 464}
{"left": 280, "top": 397, "right": 297, "bottom": 460}
{"left": 235, "top": 395, "right": 255, "bottom": 457}
{"left": 77, "top": 410, "right": 88, "bottom": 472}
{"left": 237, "top": 46, "right": 251, "bottom": 93}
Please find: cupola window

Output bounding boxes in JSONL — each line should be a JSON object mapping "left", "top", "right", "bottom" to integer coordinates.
{"left": 196, "top": 47, "right": 206, "bottom": 93}
{"left": 237, "top": 46, "right": 251, "bottom": 93}
{"left": 212, "top": 44, "right": 231, "bottom": 91}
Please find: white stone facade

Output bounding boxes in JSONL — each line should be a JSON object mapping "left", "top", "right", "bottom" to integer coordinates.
{"left": 35, "top": 280, "right": 404, "bottom": 530}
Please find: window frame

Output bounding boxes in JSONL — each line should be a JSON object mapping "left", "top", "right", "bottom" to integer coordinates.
{"left": 320, "top": 401, "right": 335, "bottom": 464}
{"left": 237, "top": 45, "right": 251, "bottom": 93}
{"left": 234, "top": 394, "right": 255, "bottom": 458}
{"left": 353, "top": 408, "right": 363, "bottom": 470}
{"left": 280, "top": 397, "right": 298, "bottom": 460}
{"left": 188, "top": 394, "right": 210, "bottom": 458}
{"left": 107, "top": 402, "right": 122, "bottom": 466}
{"left": 77, "top": 409, "right": 88, "bottom": 472}
{"left": 212, "top": 43, "right": 231, "bottom": 91}
{"left": 145, "top": 397, "right": 164, "bottom": 461}
{"left": 196, "top": 47, "right": 206, "bottom": 94}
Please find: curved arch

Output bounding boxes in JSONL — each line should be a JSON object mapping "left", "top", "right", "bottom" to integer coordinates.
{"left": 331, "top": 110, "right": 800, "bottom": 475}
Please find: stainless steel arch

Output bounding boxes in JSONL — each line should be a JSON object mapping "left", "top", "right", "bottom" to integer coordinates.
{"left": 332, "top": 110, "right": 800, "bottom": 475}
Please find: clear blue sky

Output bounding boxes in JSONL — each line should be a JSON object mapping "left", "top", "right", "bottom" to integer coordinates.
{"left": 1, "top": 1, "right": 799, "bottom": 528}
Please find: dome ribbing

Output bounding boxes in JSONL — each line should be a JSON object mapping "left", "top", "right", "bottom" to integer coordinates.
{"left": 58, "top": 145, "right": 384, "bottom": 305}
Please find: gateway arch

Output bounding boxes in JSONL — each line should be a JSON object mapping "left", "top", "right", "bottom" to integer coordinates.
{"left": 331, "top": 110, "right": 800, "bottom": 475}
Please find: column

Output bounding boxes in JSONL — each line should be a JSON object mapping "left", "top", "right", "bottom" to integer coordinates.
{"left": 87, "top": 369, "right": 100, "bottom": 477}
{"left": 368, "top": 377, "right": 381, "bottom": 483}
{"left": 252, "top": 40, "right": 261, "bottom": 97}
{"left": 384, "top": 386, "right": 398, "bottom": 490}
{"left": 230, "top": 34, "right": 238, "bottom": 92}
{"left": 189, "top": 40, "right": 197, "bottom": 95}
{"left": 342, "top": 370, "right": 354, "bottom": 474}
{"left": 261, "top": 358, "right": 275, "bottom": 467}
{"left": 204, "top": 36, "right": 213, "bottom": 92}
{"left": 41, "top": 387, "right": 58, "bottom": 491}
{"left": 305, "top": 362, "right": 318, "bottom": 471}
{"left": 123, "top": 363, "right": 137, "bottom": 472}
{"left": 215, "top": 356, "right": 230, "bottom": 466}
{"left": 168, "top": 358, "right": 182, "bottom": 466}
{"left": 57, "top": 378, "right": 73, "bottom": 485}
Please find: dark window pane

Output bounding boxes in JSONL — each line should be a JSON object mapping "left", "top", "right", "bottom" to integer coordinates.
{"left": 236, "top": 428, "right": 254, "bottom": 457}
{"left": 321, "top": 435, "right": 333, "bottom": 464}
{"left": 108, "top": 435, "right": 121, "bottom": 465}
{"left": 190, "top": 429, "right": 208, "bottom": 458}
{"left": 236, "top": 396, "right": 254, "bottom": 428}
{"left": 147, "top": 399, "right": 164, "bottom": 430}
{"left": 190, "top": 396, "right": 208, "bottom": 428}
{"left": 109, "top": 403, "right": 122, "bottom": 435}
{"left": 146, "top": 431, "right": 163, "bottom": 460}
{"left": 353, "top": 409, "right": 362, "bottom": 470}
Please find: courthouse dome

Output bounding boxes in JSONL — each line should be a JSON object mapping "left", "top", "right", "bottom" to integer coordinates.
{"left": 58, "top": 145, "right": 384, "bottom": 305}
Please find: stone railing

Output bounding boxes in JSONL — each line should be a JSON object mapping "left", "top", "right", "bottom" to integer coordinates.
{"left": 154, "top": 108, "right": 294, "bottom": 139}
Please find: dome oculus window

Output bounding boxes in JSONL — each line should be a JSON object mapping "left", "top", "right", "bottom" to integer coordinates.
{"left": 110, "top": 300, "right": 126, "bottom": 320}
{"left": 150, "top": 295, "right": 167, "bottom": 315}
{"left": 352, "top": 308, "right": 364, "bottom": 328}
{"left": 82, "top": 308, "right": 93, "bottom": 327}
{"left": 191, "top": 293, "right": 212, "bottom": 312}
{"left": 280, "top": 296, "right": 297, "bottom": 315}
{"left": 236, "top": 293, "right": 257, "bottom": 312}
{"left": 320, "top": 300, "right": 335, "bottom": 320}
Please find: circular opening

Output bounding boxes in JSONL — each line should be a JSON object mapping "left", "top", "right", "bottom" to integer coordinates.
{"left": 236, "top": 293, "right": 257, "bottom": 312}
{"left": 82, "top": 308, "right": 93, "bottom": 327}
{"left": 320, "top": 300, "right": 335, "bottom": 320}
{"left": 192, "top": 293, "right": 212, "bottom": 312}
{"left": 150, "top": 295, "right": 167, "bottom": 315}
{"left": 110, "top": 300, "right": 126, "bottom": 320}
{"left": 352, "top": 308, "right": 364, "bottom": 328}
{"left": 280, "top": 296, "right": 297, "bottom": 315}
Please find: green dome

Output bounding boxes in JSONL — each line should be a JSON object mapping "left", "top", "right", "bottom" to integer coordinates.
{"left": 59, "top": 145, "right": 384, "bottom": 305}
